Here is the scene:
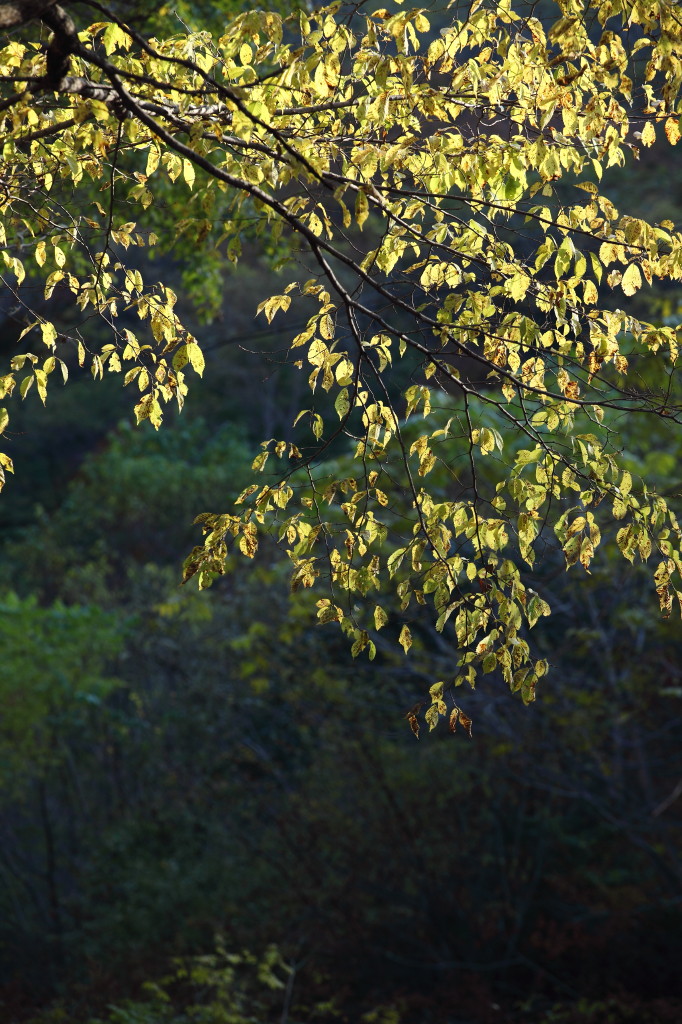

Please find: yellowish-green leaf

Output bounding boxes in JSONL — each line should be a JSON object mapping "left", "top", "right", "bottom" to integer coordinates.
{"left": 399, "top": 623, "right": 412, "bottom": 654}
{"left": 335, "top": 387, "right": 350, "bottom": 420}
{"left": 374, "top": 605, "right": 388, "bottom": 630}
{"left": 355, "top": 190, "right": 369, "bottom": 229}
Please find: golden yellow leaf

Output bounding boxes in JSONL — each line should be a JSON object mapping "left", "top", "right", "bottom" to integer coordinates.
{"left": 665, "top": 117, "right": 681, "bottom": 145}
{"left": 621, "top": 263, "right": 642, "bottom": 296}
{"left": 641, "top": 121, "right": 656, "bottom": 146}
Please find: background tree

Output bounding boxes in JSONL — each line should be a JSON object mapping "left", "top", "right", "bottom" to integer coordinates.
{"left": 1, "top": 412, "right": 681, "bottom": 1022}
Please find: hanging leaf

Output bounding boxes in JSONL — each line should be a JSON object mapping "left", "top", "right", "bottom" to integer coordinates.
{"left": 621, "top": 263, "right": 642, "bottom": 296}
{"left": 399, "top": 624, "right": 412, "bottom": 654}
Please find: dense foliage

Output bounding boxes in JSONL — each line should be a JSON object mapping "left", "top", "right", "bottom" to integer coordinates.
{"left": 2, "top": 0, "right": 682, "bottom": 717}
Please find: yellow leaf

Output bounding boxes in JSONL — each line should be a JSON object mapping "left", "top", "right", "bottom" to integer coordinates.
{"left": 319, "top": 314, "right": 334, "bottom": 340}
{"left": 598, "top": 241, "right": 619, "bottom": 266}
{"left": 183, "top": 159, "right": 196, "bottom": 190}
{"left": 621, "top": 263, "right": 642, "bottom": 297}
{"left": 665, "top": 117, "right": 681, "bottom": 145}
{"left": 257, "top": 294, "right": 291, "bottom": 323}
{"left": 641, "top": 121, "right": 656, "bottom": 147}
{"left": 41, "top": 322, "right": 57, "bottom": 348}
{"left": 146, "top": 145, "right": 160, "bottom": 177}
{"left": 185, "top": 341, "right": 205, "bottom": 376}
{"left": 582, "top": 279, "right": 598, "bottom": 304}
{"left": 172, "top": 345, "right": 189, "bottom": 371}
{"left": 335, "top": 357, "right": 354, "bottom": 385}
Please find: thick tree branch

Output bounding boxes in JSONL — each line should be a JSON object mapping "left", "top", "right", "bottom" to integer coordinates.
{"left": 0, "top": 0, "right": 57, "bottom": 28}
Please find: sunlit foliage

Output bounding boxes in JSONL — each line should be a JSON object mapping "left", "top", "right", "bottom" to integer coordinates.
{"left": 2, "top": 0, "right": 682, "bottom": 719}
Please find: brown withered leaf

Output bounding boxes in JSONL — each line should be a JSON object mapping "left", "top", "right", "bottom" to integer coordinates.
{"left": 449, "top": 707, "right": 459, "bottom": 733}
{"left": 459, "top": 710, "right": 473, "bottom": 738}
{"left": 406, "top": 712, "right": 420, "bottom": 739}
{"left": 404, "top": 701, "right": 423, "bottom": 719}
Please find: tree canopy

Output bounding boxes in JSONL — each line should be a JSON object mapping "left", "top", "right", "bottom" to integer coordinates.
{"left": 2, "top": 0, "right": 682, "bottom": 726}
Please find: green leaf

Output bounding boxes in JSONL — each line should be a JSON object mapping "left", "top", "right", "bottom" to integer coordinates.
{"left": 355, "top": 190, "right": 369, "bottom": 229}
{"left": 335, "top": 387, "right": 350, "bottom": 420}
